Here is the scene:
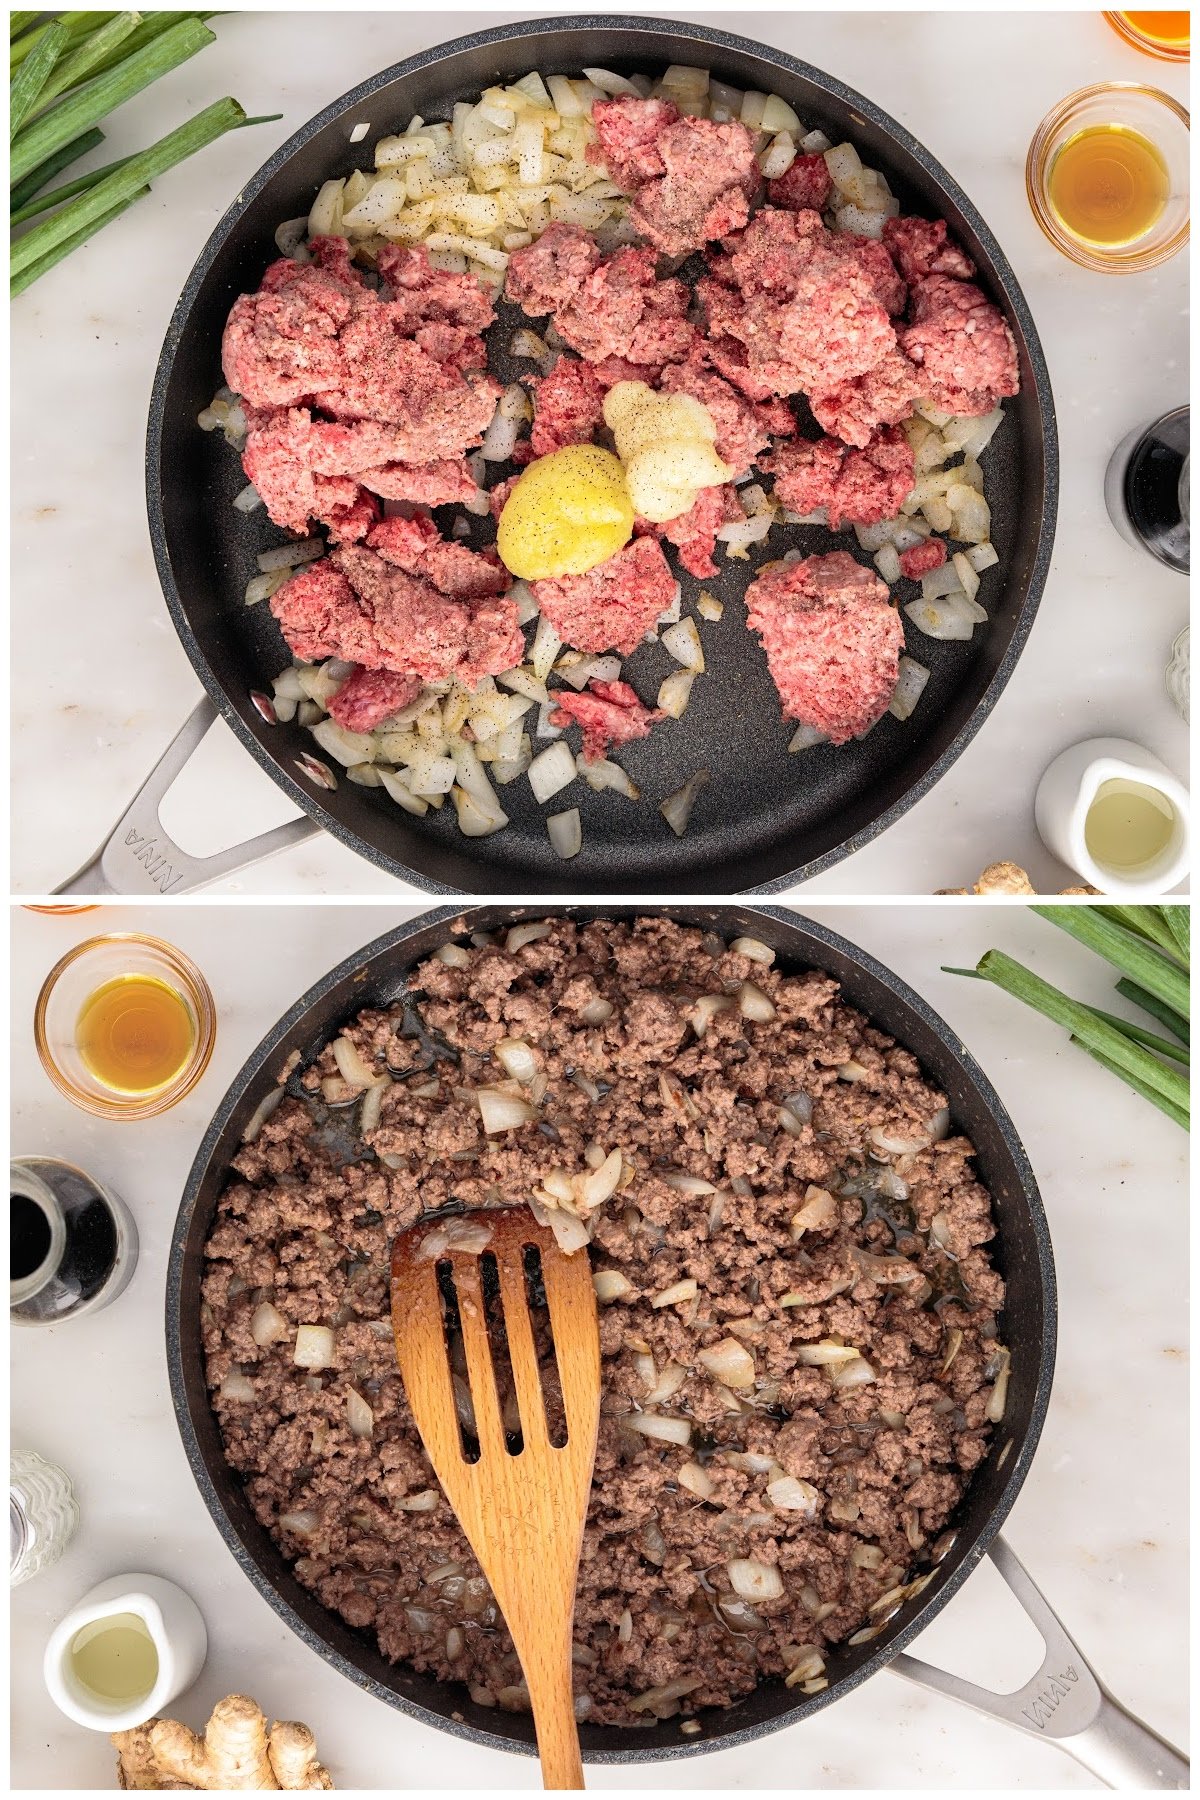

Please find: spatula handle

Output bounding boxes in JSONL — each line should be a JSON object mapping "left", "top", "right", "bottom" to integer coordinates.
{"left": 519, "top": 1619, "right": 585, "bottom": 1791}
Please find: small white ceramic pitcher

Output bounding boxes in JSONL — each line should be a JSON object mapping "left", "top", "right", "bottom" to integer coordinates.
{"left": 1034, "top": 736, "right": 1190, "bottom": 896}
{"left": 43, "top": 1572, "right": 207, "bottom": 1733}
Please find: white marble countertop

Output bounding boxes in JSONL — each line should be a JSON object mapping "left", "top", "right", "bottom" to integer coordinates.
{"left": 9, "top": 9, "right": 1190, "bottom": 897}
{"left": 10, "top": 901, "right": 1188, "bottom": 1789}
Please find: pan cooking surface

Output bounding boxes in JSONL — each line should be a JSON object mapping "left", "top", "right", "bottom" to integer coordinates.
{"left": 149, "top": 20, "right": 1056, "bottom": 892}
{"left": 167, "top": 904, "right": 1056, "bottom": 1761}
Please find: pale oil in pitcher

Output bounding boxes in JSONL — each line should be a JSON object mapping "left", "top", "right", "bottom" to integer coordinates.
{"left": 69, "top": 1613, "right": 159, "bottom": 1704}
{"left": 1084, "top": 777, "right": 1177, "bottom": 871}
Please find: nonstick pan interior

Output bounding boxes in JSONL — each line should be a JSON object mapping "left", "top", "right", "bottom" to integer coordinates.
{"left": 148, "top": 18, "right": 1057, "bottom": 895}
{"left": 167, "top": 905, "right": 1056, "bottom": 1762}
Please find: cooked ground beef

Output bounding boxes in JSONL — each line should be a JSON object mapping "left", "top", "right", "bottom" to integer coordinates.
{"left": 202, "top": 917, "right": 1005, "bottom": 1731}
{"left": 744, "top": 551, "right": 904, "bottom": 744}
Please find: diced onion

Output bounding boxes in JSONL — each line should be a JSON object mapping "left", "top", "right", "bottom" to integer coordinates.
{"left": 788, "top": 722, "right": 828, "bottom": 752}
{"left": 219, "top": 1373, "right": 256, "bottom": 1402}
{"left": 678, "top": 1461, "right": 715, "bottom": 1499}
{"left": 529, "top": 739, "right": 578, "bottom": 805}
{"left": 830, "top": 1355, "right": 878, "bottom": 1390}
{"left": 697, "top": 1338, "right": 756, "bottom": 1390}
{"left": 294, "top": 1325, "right": 335, "bottom": 1369}
{"left": 332, "top": 1035, "right": 376, "bottom": 1091}
{"left": 625, "top": 1411, "right": 692, "bottom": 1445}
{"left": 767, "top": 1476, "right": 820, "bottom": 1517}
{"left": 476, "top": 1086, "right": 538, "bottom": 1133}
{"left": 279, "top": 1508, "right": 319, "bottom": 1536}
{"left": 728, "top": 1557, "right": 784, "bottom": 1602}
{"left": 797, "top": 1341, "right": 862, "bottom": 1366}
{"left": 394, "top": 1488, "right": 439, "bottom": 1512}
{"left": 652, "top": 1278, "right": 699, "bottom": 1309}
{"left": 548, "top": 807, "right": 582, "bottom": 859}
{"left": 347, "top": 1389, "right": 374, "bottom": 1438}
{"left": 494, "top": 1038, "right": 538, "bottom": 1084}
{"left": 660, "top": 768, "right": 709, "bottom": 837}
{"left": 731, "top": 936, "right": 774, "bottom": 965}
{"left": 888, "top": 656, "right": 931, "bottom": 722}
{"left": 661, "top": 617, "right": 705, "bottom": 673}
{"left": 505, "top": 921, "right": 553, "bottom": 951}
{"left": 739, "top": 981, "right": 776, "bottom": 1022}
{"left": 657, "top": 668, "right": 695, "bottom": 719}
{"left": 251, "top": 1302, "right": 288, "bottom": 1347}
{"left": 593, "top": 1268, "right": 635, "bottom": 1302}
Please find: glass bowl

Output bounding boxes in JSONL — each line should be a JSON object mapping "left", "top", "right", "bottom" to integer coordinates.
{"left": 34, "top": 934, "right": 217, "bottom": 1120}
{"left": 1104, "top": 11, "right": 1190, "bottom": 61}
{"left": 1026, "top": 82, "right": 1189, "bottom": 271}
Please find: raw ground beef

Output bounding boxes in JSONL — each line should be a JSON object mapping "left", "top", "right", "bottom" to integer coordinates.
{"left": 327, "top": 666, "right": 422, "bottom": 734}
{"left": 202, "top": 917, "right": 1006, "bottom": 1732}
{"left": 591, "top": 98, "right": 761, "bottom": 255}
{"left": 765, "top": 428, "right": 915, "bottom": 531}
{"left": 272, "top": 539, "right": 522, "bottom": 688}
{"left": 744, "top": 551, "right": 904, "bottom": 744}
{"left": 549, "top": 678, "right": 663, "bottom": 761}
{"left": 531, "top": 537, "right": 677, "bottom": 656}
{"left": 899, "top": 538, "right": 947, "bottom": 581}
{"left": 221, "top": 85, "right": 1020, "bottom": 760}
{"left": 768, "top": 153, "right": 833, "bottom": 215}
{"left": 882, "top": 216, "right": 976, "bottom": 284}
{"left": 700, "top": 210, "right": 902, "bottom": 405}
{"left": 528, "top": 357, "right": 607, "bottom": 457}
{"left": 505, "top": 225, "right": 695, "bottom": 371}
{"left": 897, "top": 275, "right": 1019, "bottom": 417}
{"left": 637, "top": 483, "right": 743, "bottom": 580}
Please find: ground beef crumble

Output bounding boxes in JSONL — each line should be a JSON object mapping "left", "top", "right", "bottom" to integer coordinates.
{"left": 203, "top": 919, "right": 1006, "bottom": 1730}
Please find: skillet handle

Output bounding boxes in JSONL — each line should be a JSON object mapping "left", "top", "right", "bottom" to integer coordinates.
{"left": 889, "top": 1536, "right": 1188, "bottom": 1788}
{"left": 54, "top": 697, "right": 319, "bottom": 895}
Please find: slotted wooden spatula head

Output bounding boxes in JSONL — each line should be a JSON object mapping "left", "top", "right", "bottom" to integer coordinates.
{"left": 391, "top": 1207, "right": 601, "bottom": 1791}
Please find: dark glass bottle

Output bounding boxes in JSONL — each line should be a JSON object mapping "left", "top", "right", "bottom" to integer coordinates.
{"left": 1105, "top": 406, "right": 1189, "bottom": 573}
{"left": 10, "top": 1157, "right": 138, "bottom": 1325}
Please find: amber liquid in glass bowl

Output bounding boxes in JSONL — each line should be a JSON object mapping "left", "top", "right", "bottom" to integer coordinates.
{"left": 75, "top": 976, "right": 197, "bottom": 1096}
{"left": 1048, "top": 124, "right": 1169, "bottom": 246}
{"left": 35, "top": 935, "right": 216, "bottom": 1119}
{"left": 1105, "top": 11, "right": 1190, "bottom": 59}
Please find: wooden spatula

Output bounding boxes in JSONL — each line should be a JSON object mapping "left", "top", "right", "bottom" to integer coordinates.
{"left": 391, "top": 1207, "right": 601, "bottom": 1791}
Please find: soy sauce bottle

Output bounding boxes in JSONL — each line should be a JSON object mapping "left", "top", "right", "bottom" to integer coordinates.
{"left": 11, "top": 1158, "right": 138, "bottom": 1325}
{"left": 1105, "top": 406, "right": 1189, "bottom": 573}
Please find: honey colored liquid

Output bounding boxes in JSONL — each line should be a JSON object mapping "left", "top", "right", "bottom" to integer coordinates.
{"left": 1084, "top": 778, "right": 1176, "bottom": 871}
{"left": 70, "top": 1614, "right": 159, "bottom": 1702}
{"left": 1118, "top": 11, "right": 1190, "bottom": 49}
{"left": 76, "top": 975, "right": 195, "bottom": 1094}
{"left": 1048, "top": 125, "right": 1169, "bottom": 247}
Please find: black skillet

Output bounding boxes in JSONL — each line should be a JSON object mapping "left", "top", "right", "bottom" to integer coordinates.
{"left": 62, "top": 17, "right": 1057, "bottom": 896}
{"left": 166, "top": 906, "right": 1184, "bottom": 1784}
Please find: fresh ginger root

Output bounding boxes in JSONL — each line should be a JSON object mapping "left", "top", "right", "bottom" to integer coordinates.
{"left": 936, "top": 861, "right": 1100, "bottom": 897}
{"left": 114, "top": 1694, "right": 332, "bottom": 1791}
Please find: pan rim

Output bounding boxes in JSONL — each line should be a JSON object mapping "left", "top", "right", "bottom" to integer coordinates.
{"left": 165, "top": 902, "right": 1058, "bottom": 1763}
{"left": 145, "top": 13, "right": 1058, "bottom": 897}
